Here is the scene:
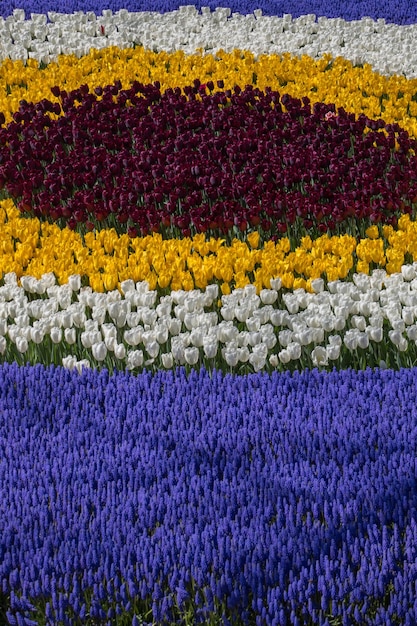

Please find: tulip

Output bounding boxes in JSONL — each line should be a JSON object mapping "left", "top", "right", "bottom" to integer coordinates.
{"left": 50, "top": 327, "right": 62, "bottom": 344}
{"left": 92, "top": 341, "right": 107, "bottom": 361}
{"left": 203, "top": 337, "right": 218, "bottom": 359}
{"left": 64, "top": 328, "right": 77, "bottom": 345}
{"left": 311, "top": 346, "right": 328, "bottom": 367}
{"left": 15, "top": 336, "right": 28, "bottom": 353}
{"left": 114, "top": 343, "right": 126, "bottom": 360}
{"left": 161, "top": 352, "right": 174, "bottom": 368}
{"left": 184, "top": 346, "right": 199, "bottom": 365}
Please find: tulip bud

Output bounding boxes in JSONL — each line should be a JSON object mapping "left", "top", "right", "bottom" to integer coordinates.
{"left": 162, "top": 352, "right": 174, "bottom": 368}
{"left": 16, "top": 336, "right": 28, "bottom": 353}
{"left": 63, "top": 327, "right": 76, "bottom": 345}
{"left": 50, "top": 327, "right": 62, "bottom": 344}
{"left": 114, "top": 343, "right": 126, "bottom": 360}
{"left": 92, "top": 341, "right": 107, "bottom": 361}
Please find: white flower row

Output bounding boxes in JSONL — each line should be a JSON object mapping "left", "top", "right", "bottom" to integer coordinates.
{"left": 1, "top": 7, "right": 416, "bottom": 78}
{"left": 2, "top": 266, "right": 417, "bottom": 372}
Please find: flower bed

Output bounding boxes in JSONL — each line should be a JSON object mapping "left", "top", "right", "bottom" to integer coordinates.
{"left": 2, "top": 1, "right": 417, "bottom": 625}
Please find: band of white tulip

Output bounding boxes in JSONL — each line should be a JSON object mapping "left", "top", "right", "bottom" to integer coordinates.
{"left": 1, "top": 7, "right": 416, "bottom": 77}
{"left": 1, "top": 265, "right": 417, "bottom": 372}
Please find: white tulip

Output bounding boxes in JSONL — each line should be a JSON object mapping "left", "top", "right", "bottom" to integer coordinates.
{"left": 168, "top": 319, "right": 182, "bottom": 335}
{"left": 311, "top": 328, "right": 324, "bottom": 343}
{"left": 203, "top": 337, "right": 218, "bottom": 359}
{"left": 249, "top": 351, "right": 266, "bottom": 372}
{"left": 142, "top": 309, "right": 157, "bottom": 326}
{"left": 358, "top": 301, "right": 372, "bottom": 317}
{"left": 62, "top": 355, "right": 77, "bottom": 369}
{"left": 352, "top": 315, "right": 366, "bottom": 331}
{"left": 217, "top": 322, "right": 238, "bottom": 343}
{"left": 184, "top": 312, "right": 198, "bottom": 330}
{"left": 61, "top": 311, "right": 73, "bottom": 328}
{"left": 391, "top": 320, "right": 405, "bottom": 333}
{"left": 367, "top": 326, "right": 383, "bottom": 342}
{"left": 81, "top": 330, "right": 100, "bottom": 349}
{"left": 328, "top": 335, "right": 342, "bottom": 347}
{"left": 4, "top": 273, "right": 17, "bottom": 285}
{"left": 92, "top": 305, "right": 107, "bottom": 325}
{"left": 221, "top": 306, "right": 235, "bottom": 321}
{"left": 156, "top": 301, "right": 172, "bottom": 318}
{"left": 0, "top": 320, "right": 7, "bottom": 335}
{"left": 189, "top": 328, "right": 204, "bottom": 348}
{"left": 321, "top": 316, "right": 335, "bottom": 332}
{"left": 294, "top": 329, "right": 311, "bottom": 346}
{"left": 260, "top": 289, "right": 278, "bottom": 305}
{"left": 15, "top": 314, "right": 30, "bottom": 328}
{"left": 50, "top": 327, "right": 62, "bottom": 344}
{"left": 253, "top": 307, "right": 271, "bottom": 325}
{"left": 270, "top": 310, "right": 290, "bottom": 327}
{"left": 20, "top": 275, "right": 37, "bottom": 293}
{"left": 389, "top": 330, "right": 404, "bottom": 347}
{"left": 114, "top": 343, "right": 126, "bottom": 360}
{"left": 269, "top": 354, "right": 279, "bottom": 367}
{"left": 92, "top": 341, "right": 107, "bottom": 361}
{"left": 278, "top": 349, "right": 291, "bottom": 364}
{"left": 161, "top": 352, "right": 174, "bottom": 368}
{"left": 205, "top": 284, "right": 219, "bottom": 300}
{"left": 235, "top": 305, "right": 251, "bottom": 322}
{"left": 7, "top": 325, "right": 19, "bottom": 343}
{"left": 353, "top": 273, "right": 371, "bottom": 291}
{"left": 401, "top": 265, "right": 416, "bottom": 281}
{"left": 248, "top": 331, "right": 262, "bottom": 347}
{"left": 124, "top": 327, "right": 142, "bottom": 346}
{"left": 75, "top": 359, "right": 90, "bottom": 374}
{"left": 311, "top": 346, "right": 328, "bottom": 367}
{"left": 71, "top": 307, "right": 86, "bottom": 328}
{"left": 145, "top": 341, "right": 159, "bottom": 359}
{"left": 120, "top": 279, "right": 135, "bottom": 294}
{"left": 101, "top": 323, "right": 117, "bottom": 339}
{"left": 243, "top": 285, "right": 257, "bottom": 298}
{"left": 270, "top": 277, "right": 282, "bottom": 290}
{"left": 407, "top": 325, "right": 417, "bottom": 341}
{"left": 326, "top": 344, "right": 340, "bottom": 360}
{"left": 68, "top": 275, "right": 81, "bottom": 291}
{"left": 369, "top": 314, "right": 383, "bottom": 328}
{"left": 238, "top": 346, "right": 250, "bottom": 363}
{"left": 223, "top": 345, "right": 239, "bottom": 367}
{"left": 16, "top": 336, "right": 28, "bottom": 353}
{"left": 30, "top": 327, "right": 44, "bottom": 344}
{"left": 402, "top": 307, "right": 414, "bottom": 325}
{"left": 283, "top": 294, "right": 299, "bottom": 315}
{"left": 105, "top": 336, "right": 117, "bottom": 352}
{"left": 262, "top": 333, "right": 277, "bottom": 350}
{"left": 311, "top": 278, "right": 324, "bottom": 293}
{"left": 64, "top": 327, "right": 77, "bottom": 344}
{"left": 287, "top": 342, "right": 302, "bottom": 360}
{"left": 56, "top": 285, "right": 72, "bottom": 309}
{"left": 171, "top": 290, "right": 186, "bottom": 305}
{"left": 155, "top": 325, "right": 169, "bottom": 344}
{"left": 184, "top": 346, "right": 199, "bottom": 365}
{"left": 278, "top": 330, "right": 293, "bottom": 347}
{"left": 344, "top": 329, "right": 359, "bottom": 351}
{"left": 0, "top": 336, "right": 6, "bottom": 354}
{"left": 246, "top": 316, "right": 261, "bottom": 332}
{"left": 357, "top": 332, "right": 369, "bottom": 349}
{"left": 41, "top": 273, "right": 56, "bottom": 288}
{"left": 126, "top": 312, "right": 140, "bottom": 328}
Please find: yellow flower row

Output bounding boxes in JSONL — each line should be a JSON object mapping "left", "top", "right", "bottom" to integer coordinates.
{"left": 0, "top": 199, "right": 416, "bottom": 293}
{"left": 1, "top": 48, "right": 417, "bottom": 136}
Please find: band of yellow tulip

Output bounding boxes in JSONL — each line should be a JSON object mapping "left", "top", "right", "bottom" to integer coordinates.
{"left": 1, "top": 48, "right": 417, "bottom": 136}
{"left": 0, "top": 199, "right": 416, "bottom": 294}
